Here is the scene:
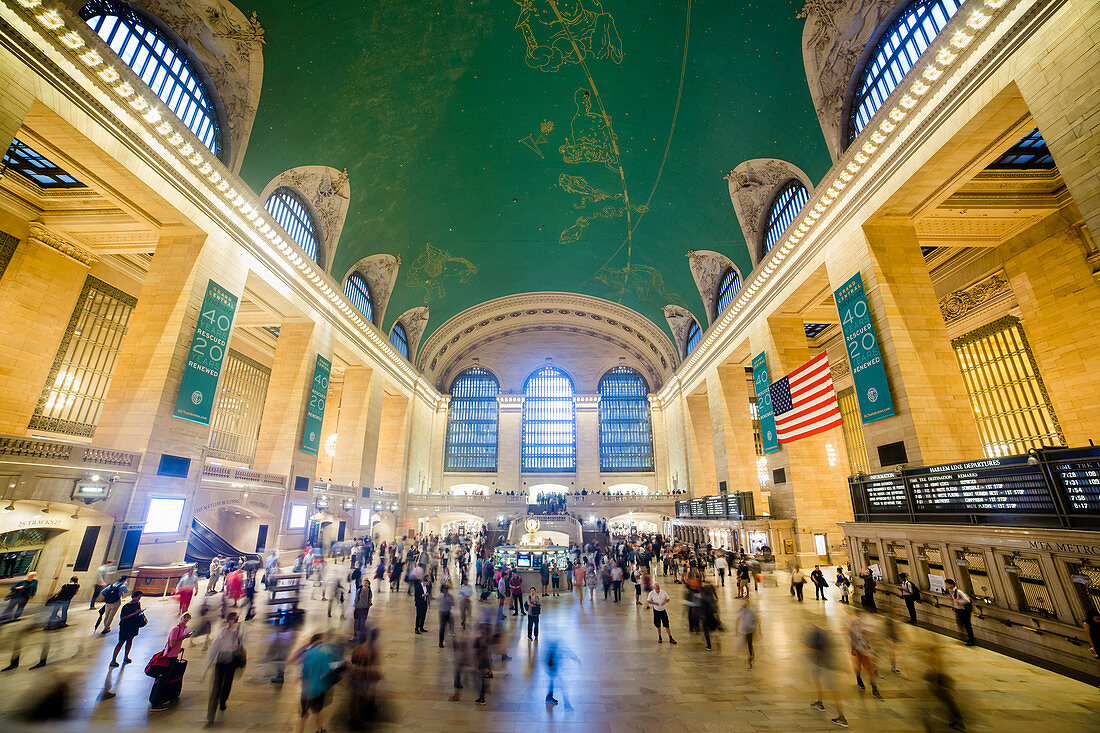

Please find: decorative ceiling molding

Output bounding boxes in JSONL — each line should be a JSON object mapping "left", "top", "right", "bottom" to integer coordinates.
{"left": 724, "top": 158, "right": 814, "bottom": 267}
{"left": 124, "top": 0, "right": 265, "bottom": 174}
{"left": 662, "top": 305, "right": 695, "bottom": 358}
{"left": 420, "top": 292, "right": 677, "bottom": 386}
{"left": 393, "top": 305, "right": 429, "bottom": 363}
{"left": 798, "top": 0, "right": 904, "bottom": 162}
{"left": 260, "top": 165, "right": 350, "bottom": 274}
{"left": 345, "top": 253, "right": 400, "bottom": 327}
{"left": 27, "top": 221, "right": 97, "bottom": 266}
{"left": 686, "top": 250, "right": 738, "bottom": 324}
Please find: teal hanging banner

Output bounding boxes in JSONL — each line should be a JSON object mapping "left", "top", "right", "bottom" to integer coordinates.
{"left": 752, "top": 352, "right": 781, "bottom": 454}
{"left": 834, "top": 272, "right": 895, "bottom": 424}
{"left": 301, "top": 354, "right": 332, "bottom": 455}
{"left": 174, "top": 279, "right": 237, "bottom": 425}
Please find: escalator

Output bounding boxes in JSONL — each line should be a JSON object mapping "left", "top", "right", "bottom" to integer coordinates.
{"left": 185, "top": 518, "right": 260, "bottom": 575}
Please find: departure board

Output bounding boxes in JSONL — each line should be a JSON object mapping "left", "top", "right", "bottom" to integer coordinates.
{"left": 863, "top": 473, "right": 909, "bottom": 512}
{"left": 675, "top": 501, "right": 688, "bottom": 518}
{"left": 726, "top": 493, "right": 743, "bottom": 520}
{"left": 1049, "top": 447, "right": 1100, "bottom": 513}
{"left": 689, "top": 498, "right": 707, "bottom": 517}
{"left": 705, "top": 495, "right": 728, "bottom": 517}
{"left": 908, "top": 456, "right": 1055, "bottom": 513}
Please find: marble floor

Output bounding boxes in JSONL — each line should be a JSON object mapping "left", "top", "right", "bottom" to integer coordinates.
{"left": 0, "top": 569, "right": 1097, "bottom": 732}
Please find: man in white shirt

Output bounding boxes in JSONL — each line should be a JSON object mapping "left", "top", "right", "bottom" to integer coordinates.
{"left": 714, "top": 555, "right": 729, "bottom": 586}
{"left": 645, "top": 582, "right": 677, "bottom": 644}
{"left": 945, "top": 579, "right": 975, "bottom": 645}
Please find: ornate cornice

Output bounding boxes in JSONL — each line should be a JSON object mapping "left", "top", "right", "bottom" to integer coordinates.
{"left": 939, "top": 270, "right": 1011, "bottom": 324}
{"left": 27, "top": 221, "right": 97, "bottom": 266}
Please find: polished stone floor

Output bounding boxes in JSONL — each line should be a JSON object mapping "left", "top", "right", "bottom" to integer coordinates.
{"left": 0, "top": 567, "right": 1097, "bottom": 732}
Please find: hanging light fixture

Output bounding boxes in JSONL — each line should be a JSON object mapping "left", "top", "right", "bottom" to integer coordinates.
{"left": 4, "top": 501, "right": 14, "bottom": 511}
{"left": 41, "top": 502, "right": 51, "bottom": 514}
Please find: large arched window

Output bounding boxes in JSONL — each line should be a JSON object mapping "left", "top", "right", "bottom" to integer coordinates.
{"left": 266, "top": 187, "right": 323, "bottom": 263}
{"left": 522, "top": 366, "right": 576, "bottom": 473}
{"left": 848, "top": 0, "right": 965, "bottom": 143}
{"left": 598, "top": 367, "right": 654, "bottom": 472}
{"left": 684, "top": 320, "right": 702, "bottom": 358}
{"left": 80, "top": 1, "right": 225, "bottom": 157}
{"left": 343, "top": 272, "right": 375, "bottom": 323}
{"left": 389, "top": 322, "right": 409, "bottom": 360}
{"left": 444, "top": 367, "right": 500, "bottom": 472}
{"left": 715, "top": 268, "right": 743, "bottom": 317}
{"left": 762, "top": 179, "right": 809, "bottom": 255}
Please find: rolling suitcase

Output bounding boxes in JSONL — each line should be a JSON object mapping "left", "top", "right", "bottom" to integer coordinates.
{"left": 149, "top": 657, "right": 187, "bottom": 709}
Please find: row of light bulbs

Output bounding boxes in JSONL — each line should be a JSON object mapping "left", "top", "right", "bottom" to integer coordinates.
{"left": 664, "top": 0, "right": 1010, "bottom": 397}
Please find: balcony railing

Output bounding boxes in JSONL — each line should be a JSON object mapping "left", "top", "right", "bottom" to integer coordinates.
{"left": 200, "top": 463, "right": 287, "bottom": 489}
{"left": 0, "top": 434, "right": 141, "bottom": 471}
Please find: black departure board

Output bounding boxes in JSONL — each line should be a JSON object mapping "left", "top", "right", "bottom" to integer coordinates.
{"left": 675, "top": 501, "right": 688, "bottom": 518}
{"left": 1049, "top": 447, "right": 1100, "bottom": 513}
{"left": 907, "top": 456, "right": 1055, "bottom": 513}
{"left": 863, "top": 473, "right": 909, "bottom": 512}
{"left": 705, "top": 495, "right": 727, "bottom": 517}
{"left": 689, "top": 498, "right": 706, "bottom": 517}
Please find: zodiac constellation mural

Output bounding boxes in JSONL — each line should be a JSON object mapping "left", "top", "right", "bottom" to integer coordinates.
{"left": 519, "top": 120, "right": 555, "bottom": 158}
{"left": 559, "top": 88, "right": 620, "bottom": 171}
{"left": 404, "top": 243, "right": 478, "bottom": 302}
{"left": 594, "top": 264, "right": 685, "bottom": 307}
{"left": 514, "top": 0, "right": 623, "bottom": 72}
{"left": 559, "top": 203, "right": 648, "bottom": 245}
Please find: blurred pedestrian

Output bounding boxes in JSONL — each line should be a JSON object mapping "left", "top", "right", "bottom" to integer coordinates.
{"left": 3, "top": 571, "right": 37, "bottom": 621}
{"left": 736, "top": 598, "right": 758, "bottom": 669}
{"left": 807, "top": 623, "right": 847, "bottom": 728}
{"left": 295, "top": 633, "right": 342, "bottom": 733}
{"left": 543, "top": 639, "right": 576, "bottom": 707}
{"left": 201, "top": 611, "right": 245, "bottom": 728}
{"left": 45, "top": 576, "right": 79, "bottom": 628}
{"left": 848, "top": 613, "right": 882, "bottom": 699}
{"left": 176, "top": 568, "right": 198, "bottom": 615}
{"left": 109, "top": 590, "right": 145, "bottom": 667}
{"left": 438, "top": 584, "right": 456, "bottom": 648}
{"left": 924, "top": 644, "right": 966, "bottom": 731}
{"left": 790, "top": 566, "right": 806, "bottom": 602}
{"left": 353, "top": 581, "right": 373, "bottom": 643}
{"left": 836, "top": 567, "right": 850, "bottom": 604}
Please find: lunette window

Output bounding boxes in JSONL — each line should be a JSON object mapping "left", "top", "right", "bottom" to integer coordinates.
{"left": 265, "top": 187, "right": 322, "bottom": 263}
{"left": 762, "top": 179, "right": 809, "bottom": 255}
{"left": 684, "top": 320, "right": 702, "bottom": 358}
{"left": 80, "top": 0, "right": 224, "bottom": 156}
{"left": 343, "top": 272, "right": 375, "bottom": 324}
{"left": 522, "top": 365, "right": 576, "bottom": 473}
{"left": 390, "top": 322, "right": 409, "bottom": 359}
{"left": 715, "top": 268, "right": 742, "bottom": 316}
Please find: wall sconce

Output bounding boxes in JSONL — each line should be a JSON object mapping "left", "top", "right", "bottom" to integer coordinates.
{"left": 1003, "top": 555, "right": 1020, "bottom": 574}
{"left": 955, "top": 556, "right": 968, "bottom": 567}
{"left": 315, "top": 495, "right": 329, "bottom": 510}
{"left": 884, "top": 549, "right": 895, "bottom": 558}
{"left": 3, "top": 501, "right": 14, "bottom": 511}
{"left": 342, "top": 498, "right": 355, "bottom": 511}
{"left": 917, "top": 552, "right": 928, "bottom": 561}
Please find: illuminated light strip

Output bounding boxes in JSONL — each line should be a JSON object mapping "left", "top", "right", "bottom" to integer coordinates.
{"left": 668, "top": 0, "right": 1013, "bottom": 384}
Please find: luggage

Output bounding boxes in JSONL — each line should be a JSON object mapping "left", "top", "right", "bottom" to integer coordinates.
{"left": 149, "top": 657, "right": 186, "bottom": 709}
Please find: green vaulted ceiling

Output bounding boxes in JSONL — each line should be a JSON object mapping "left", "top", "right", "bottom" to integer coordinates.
{"left": 236, "top": 0, "right": 832, "bottom": 341}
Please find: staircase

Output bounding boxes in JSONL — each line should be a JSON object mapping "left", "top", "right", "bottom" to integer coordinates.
{"left": 185, "top": 518, "right": 261, "bottom": 575}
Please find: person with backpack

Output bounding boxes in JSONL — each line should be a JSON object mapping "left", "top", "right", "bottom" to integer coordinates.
{"left": 96, "top": 577, "right": 128, "bottom": 634}
{"left": 295, "top": 633, "right": 343, "bottom": 733}
{"left": 945, "top": 579, "right": 975, "bottom": 646}
{"left": 899, "top": 572, "right": 920, "bottom": 623}
{"left": 353, "top": 581, "right": 373, "bottom": 643}
{"left": 836, "top": 567, "right": 850, "bottom": 604}
{"left": 45, "top": 576, "right": 79, "bottom": 628}
{"left": 3, "top": 571, "right": 38, "bottom": 621}
{"left": 810, "top": 565, "right": 830, "bottom": 600}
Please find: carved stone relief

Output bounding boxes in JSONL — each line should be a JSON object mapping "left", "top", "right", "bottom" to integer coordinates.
{"left": 393, "top": 306, "right": 429, "bottom": 363}
{"left": 798, "top": 0, "right": 902, "bottom": 161}
{"left": 686, "top": 250, "right": 738, "bottom": 324}
{"left": 262, "top": 166, "right": 351, "bottom": 274}
{"left": 101, "top": 0, "right": 266, "bottom": 173}
{"left": 346, "top": 254, "right": 400, "bottom": 327}
{"left": 724, "top": 159, "right": 814, "bottom": 267}
{"left": 662, "top": 305, "right": 696, "bottom": 359}
{"left": 939, "top": 271, "right": 1012, "bottom": 324}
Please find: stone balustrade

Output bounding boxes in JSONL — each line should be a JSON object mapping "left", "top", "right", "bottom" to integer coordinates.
{"left": 200, "top": 462, "right": 287, "bottom": 489}
{"left": 0, "top": 434, "right": 141, "bottom": 471}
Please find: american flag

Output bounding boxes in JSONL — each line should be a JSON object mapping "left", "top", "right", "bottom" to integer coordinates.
{"left": 767, "top": 352, "right": 843, "bottom": 443}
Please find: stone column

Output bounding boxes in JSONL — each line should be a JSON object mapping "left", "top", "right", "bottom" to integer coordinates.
{"left": 314, "top": 373, "right": 344, "bottom": 479}
{"left": 825, "top": 224, "right": 984, "bottom": 468}
{"left": 427, "top": 400, "right": 449, "bottom": 491}
{"left": 750, "top": 314, "right": 851, "bottom": 566}
{"left": 0, "top": 223, "right": 94, "bottom": 432}
{"left": 574, "top": 394, "right": 600, "bottom": 491}
{"left": 497, "top": 396, "right": 523, "bottom": 490}
{"left": 649, "top": 397, "right": 670, "bottom": 493}
{"left": 252, "top": 319, "right": 331, "bottom": 481}
{"left": 685, "top": 391, "right": 717, "bottom": 496}
{"left": 706, "top": 363, "right": 761, "bottom": 508}
{"left": 329, "top": 365, "right": 385, "bottom": 487}
{"left": 1003, "top": 220, "right": 1100, "bottom": 444}
{"left": 1014, "top": 0, "right": 1100, "bottom": 237}
{"left": 374, "top": 391, "right": 410, "bottom": 491}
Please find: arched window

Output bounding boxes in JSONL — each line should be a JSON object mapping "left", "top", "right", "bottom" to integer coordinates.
{"left": 266, "top": 187, "right": 323, "bottom": 263}
{"left": 599, "top": 367, "right": 654, "bottom": 472}
{"left": 684, "top": 320, "right": 702, "bottom": 358}
{"left": 522, "top": 365, "right": 576, "bottom": 473}
{"left": 389, "top": 322, "right": 409, "bottom": 360}
{"left": 714, "top": 268, "right": 743, "bottom": 317}
{"left": 848, "top": 0, "right": 965, "bottom": 143}
{"left": 762, "top": 179, "right": 809, "bottom": 255}
{"left": 343, "top": 272, "right": 374, "bottom": 323}
{"left": 444, "top": 367, "right": 500, "bottom": 472}
{"left": 80, "top": 1, "right": 225, "bottom": 157}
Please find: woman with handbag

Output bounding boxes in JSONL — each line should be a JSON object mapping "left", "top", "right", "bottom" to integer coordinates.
{"left": 201, "top": 611, "right": 245, "bottom": 728}
{"left": 109, "top": 590, "right": 145, "bottom": 667}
